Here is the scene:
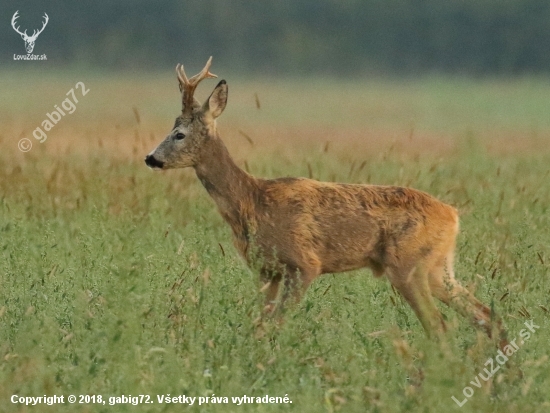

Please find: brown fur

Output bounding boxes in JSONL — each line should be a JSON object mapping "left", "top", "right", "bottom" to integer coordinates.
{"left": 145, "top": 58, "right": 504, "bottom": 341}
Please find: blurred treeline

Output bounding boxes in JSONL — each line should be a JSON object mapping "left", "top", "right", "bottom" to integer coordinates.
{"left": 2, "top": 0, "right": 550, "bottom": 75}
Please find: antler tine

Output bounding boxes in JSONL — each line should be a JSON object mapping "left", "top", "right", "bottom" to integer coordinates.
{"left": 37, "top": 13, "right": 49, "bottom": 35}
{"left": 188, "top": 56, "right": 217, "bottom": 84}
{"left": 11, "top": 10, "right": 26, "bottom": 36}
{"left": 28, "top": 13, "right": 48, "bottom": 40}
{"left": 176, "top": 57, "right": 218, "bottom": 111}
{"left": 176, "top": 63, "right": 189, "bottom": 92}
{"left": 11, "top": 10, "right": 19, "bottom": 26}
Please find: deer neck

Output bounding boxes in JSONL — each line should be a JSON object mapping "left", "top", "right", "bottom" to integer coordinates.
{"left": 194, "top": 136, "right": 257, "bottom": 231}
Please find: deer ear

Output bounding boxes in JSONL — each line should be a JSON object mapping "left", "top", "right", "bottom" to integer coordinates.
{"left": 203, "top": 80, "right": 228, "bottom": 119}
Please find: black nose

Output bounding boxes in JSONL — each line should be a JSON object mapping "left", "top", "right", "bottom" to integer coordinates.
{"left": 145, "top": 154, "right": 164, "bottom": 169}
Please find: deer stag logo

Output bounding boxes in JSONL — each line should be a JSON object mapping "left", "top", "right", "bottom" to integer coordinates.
{"left": 11, "top": 11, "right": 49, "bottom": 54}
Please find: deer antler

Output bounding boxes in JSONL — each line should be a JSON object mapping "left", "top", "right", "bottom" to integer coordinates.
{"left": 176, "top": 56, "right": 217, "bottom": 112}
{"left": 11, "top": 11, "right": 27, "bottom": 38}
{"left": 29, "top": 13, "right": 49, "bottom": 40}
{"left": 11, "top": 11, "right": 48, "bottom": 41}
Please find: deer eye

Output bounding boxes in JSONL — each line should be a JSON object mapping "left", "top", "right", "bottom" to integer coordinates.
{"left": 175, "top": 132, "right": 185, "bottom": 140}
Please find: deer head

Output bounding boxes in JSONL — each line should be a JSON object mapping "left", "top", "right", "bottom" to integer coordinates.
{"left": 145, "top": 57, "right": 228, "bottom": 169}
{"left": 11, "top": 11, "right": 49, "bottom": 54}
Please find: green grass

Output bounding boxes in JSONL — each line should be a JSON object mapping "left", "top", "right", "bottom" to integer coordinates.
{"left": 1, "top": 73, "right": 549, "bottom": 412}
{"left": 1, "top": 145, "right": 549, "bottom": 413}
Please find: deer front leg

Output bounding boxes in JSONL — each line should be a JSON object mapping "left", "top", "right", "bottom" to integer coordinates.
{"left": 278, "top": 265, "right": 320, "bottom": 312}
{"left": 260, "top": 264, "right": 320, "bottom": 317}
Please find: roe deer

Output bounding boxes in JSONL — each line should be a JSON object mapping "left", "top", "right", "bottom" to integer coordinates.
{"left": 145, "top": 57, "right": 504, "bottom": 341}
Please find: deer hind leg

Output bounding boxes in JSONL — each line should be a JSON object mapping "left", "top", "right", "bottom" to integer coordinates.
{"left": 387, "top": 265, "right": 446, "bottom": 338}
{"left": 428, "top": 252, "right": 503, "bottom": 339}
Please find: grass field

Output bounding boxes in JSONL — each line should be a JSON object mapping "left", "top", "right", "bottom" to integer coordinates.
{"left": 1, "top": 70, "right": 549, "bottom": 412}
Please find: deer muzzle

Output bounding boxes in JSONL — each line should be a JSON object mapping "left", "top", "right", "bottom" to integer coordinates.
{"left": 145, "top": 154, "right": 164, "bottom": 169}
